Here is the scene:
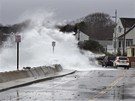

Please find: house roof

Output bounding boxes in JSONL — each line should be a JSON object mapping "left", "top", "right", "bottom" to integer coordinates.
{"left": 118, "top": 24, "right": 135, "bottom": 38}
{"left": 120, "top": 18, "right": 135, "bottom": 28}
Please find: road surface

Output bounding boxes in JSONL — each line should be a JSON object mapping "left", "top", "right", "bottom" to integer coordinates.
{"left": 0, "top": 67, "right": 135, "bottom": 101}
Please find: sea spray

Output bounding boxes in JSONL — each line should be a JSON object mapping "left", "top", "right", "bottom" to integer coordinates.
{"left": 0, "top": 12, "right": 99, "bottom": 72}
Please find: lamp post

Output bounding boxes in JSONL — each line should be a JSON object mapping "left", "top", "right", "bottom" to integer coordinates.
{"left": 15, "top": 34, "right": 21, "bottom": 70}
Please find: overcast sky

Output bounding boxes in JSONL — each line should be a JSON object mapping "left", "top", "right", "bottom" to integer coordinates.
{"left": 0, "top": 0, "right": 135, "bottom": 24}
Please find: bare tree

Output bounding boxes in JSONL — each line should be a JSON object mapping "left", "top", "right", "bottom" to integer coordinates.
{"left": 83, "top": 12, "right": 115, "bottom": 40}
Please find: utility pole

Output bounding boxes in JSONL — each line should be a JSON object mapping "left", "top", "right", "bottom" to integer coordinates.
{"left": 112, "top": 10, "right": 118, "bottom": 54}
{"left": 123, "top": 20, "right": 126, "bottom": 56}
{"left": 123, "top": 34, "right": 126, "bottom": 56}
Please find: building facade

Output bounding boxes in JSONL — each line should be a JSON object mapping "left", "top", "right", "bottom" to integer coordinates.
{"left": 113, "top": 18, "right": 135, "bottom": 55}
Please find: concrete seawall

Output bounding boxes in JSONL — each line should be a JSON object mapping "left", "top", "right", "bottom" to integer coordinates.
{"left": 0, "top": 64, "right": 63, "bottom": 83}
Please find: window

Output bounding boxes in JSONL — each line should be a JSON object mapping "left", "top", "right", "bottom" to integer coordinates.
{"left": 126, "top": 39, "right": 133, "bottom": 47}
{"left": 118, "top": 26, "right": 122, "bottom": 33}
{"left": 119, "top": 39, "right": 123, "bottom": 48}
{"left": 119, "top": 41, "right": 121, "bottom": 48}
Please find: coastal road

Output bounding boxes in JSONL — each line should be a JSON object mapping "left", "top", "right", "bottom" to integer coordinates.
{"left": 0, "top": 67, "right": 135, "bottom": 101}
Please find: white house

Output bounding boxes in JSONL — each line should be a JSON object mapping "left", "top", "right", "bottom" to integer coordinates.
{"left": 75, "top": 30, "right": 114, "bottom": 53}
{"left": 96, "top": 40, "right": 113, "bottom": 53}
{"left": 113, "top": 18, "right": 135, "bottom": 55}
{"left": 75, "top": 30, "right": 89, "bottom": 42}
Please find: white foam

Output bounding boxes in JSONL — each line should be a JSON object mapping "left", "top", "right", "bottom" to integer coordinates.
{"left": 0, "top": 12, "right": 104, "bottom": 72}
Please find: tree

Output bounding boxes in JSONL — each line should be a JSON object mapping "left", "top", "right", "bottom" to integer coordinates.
{"left": 79, "top": 39, "right": 105, "bottom": 53}
{"left": 57, "top": 12, "right": 115, "bottom": 40}
{"left": 83, "top": 12, "right": 115, "bottom": 40}
{"left": 0, "top": 20, "right": 30, "bottom": 46}
{"left": 57, "top": 24, "right": 75, "bottom": 33}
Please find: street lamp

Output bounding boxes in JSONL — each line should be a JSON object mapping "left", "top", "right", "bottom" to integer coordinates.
{"left": 15, "top": 34, "right": 21, "bottom": 70}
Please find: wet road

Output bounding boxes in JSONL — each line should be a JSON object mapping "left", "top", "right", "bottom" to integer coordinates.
{"left": 0, "top": 68, "right": 135, "bottom": 101}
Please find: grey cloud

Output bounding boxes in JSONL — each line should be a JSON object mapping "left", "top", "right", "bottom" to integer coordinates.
{"left": 0, "top": 0, "right": 135, "bottom": 24}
